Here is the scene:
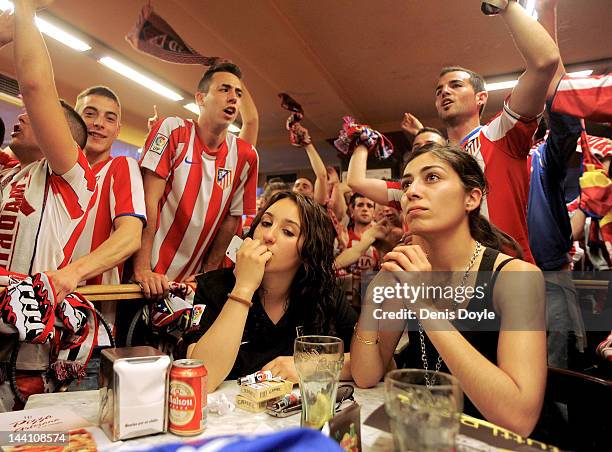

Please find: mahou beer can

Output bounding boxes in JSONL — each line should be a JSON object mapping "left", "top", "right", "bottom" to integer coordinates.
{"left": 169, "top": 359, "right": 207, "bottom": 435}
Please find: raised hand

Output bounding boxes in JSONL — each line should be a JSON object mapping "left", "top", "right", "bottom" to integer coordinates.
{"left": 363, "top": 221, "right": 390, "bottom": 242}
{"left": 147, "top": 105, "right": 159, "bottom": 132}
{"left": 400, "top": 113, "right": 424, "bottom": 136}
{"left": 233, "top": 238, "right": 272, "bottom": 295}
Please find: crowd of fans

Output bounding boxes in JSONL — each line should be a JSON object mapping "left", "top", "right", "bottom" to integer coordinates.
{"left": 0, "top": 0, "right": 610, "bottom": 443}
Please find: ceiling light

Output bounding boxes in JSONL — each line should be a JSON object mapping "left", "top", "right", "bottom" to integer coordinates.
{"left": 524, "top": 0, "right": 538, "bottom": 19}
{"left": 184, "top": 103, "right": 199, "bottom": 115}
{"left": 0, "top": 1, "right": 91, "bottom": 51}
{"left": 35, "top": 17, "right": 91, "bottom": 51}
{"left": 567, "top": 70, "right": 594, "bottom": 77}
{"left": 487, "top": 68, "right": 594, "bottom": 92}
{"left": 0, "top": 91, "right": 22, "bottom": 106}
{"left": 99, "top": 57, "right": 184, "bottom": 101}
{"left": 485, "top": 79, "right": 518, "bottom": 91}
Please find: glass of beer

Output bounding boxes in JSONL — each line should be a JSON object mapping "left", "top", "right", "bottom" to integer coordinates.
{"left": 384, "top": 369, "right": 463, "bottom": 452}
{"left": 294, "top": 336, "right": 344, "bottom": 429}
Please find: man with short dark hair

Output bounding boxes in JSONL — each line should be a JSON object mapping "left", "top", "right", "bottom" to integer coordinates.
{"left": 0, "top": 5, "right": 95, "bottom": 278}
{"left": 197, "top": 62, "right": 242, "bottom": 92}
{"left": 46, "top": 86, "right": 146, "bottom": 299}
{"left": 1, "top": 103, "right": 91, "bottom": 272}
{"left": 434, "top": 1, "right": 561, "bottom": 262}
{"left": 134, "top": 63, "right": 259, "bottom": 297}
{"left": 335, "top": 194, "right": 379, "bottom": 308}
{"left": 74, "top": 86, "right": 121, "bottom": 161}
{"left": 292, "top": 177, "right": 314, "bottom": 198}
{"left": 412, "top": 127, "right": 446, "bottom": 152}
{"left": 400, "top": 113, "right": 447, "bottom": 152}
{"left": 349, "top": 194, "right": 375, "bottom": 237}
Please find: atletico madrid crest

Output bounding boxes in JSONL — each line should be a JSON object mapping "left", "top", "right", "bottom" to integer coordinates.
{"left": 216, "top": 167, "right": 233, "bottom": 190}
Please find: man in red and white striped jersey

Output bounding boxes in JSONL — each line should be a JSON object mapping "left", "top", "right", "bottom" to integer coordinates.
{"left": 0, "top": 3, "right": 97, "bottom": 407}
{"left": 134, "top": 63, "right": 259, "bottom": 298}
{"left": 335, "top": 194, "right": 380, "bottom": 308}
{"left": 40, "top": 87, "right": 146, "bottom": 355}
{"left": 432, "top": 1, "right": 562, "bottom": 263}
{"left": 0, "top": 6, "right": 96, "bottom": 281}
{"left": 45, "top": 87, "right": 146, "bottom": 301}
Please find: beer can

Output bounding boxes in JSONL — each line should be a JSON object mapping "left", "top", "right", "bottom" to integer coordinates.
{"left": 169, "top": 359, "right": 207, "bottom": 436}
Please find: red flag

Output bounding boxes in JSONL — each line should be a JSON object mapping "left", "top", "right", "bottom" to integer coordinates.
{"left": 552, "top": 74, "right": 612, "bottom": 123}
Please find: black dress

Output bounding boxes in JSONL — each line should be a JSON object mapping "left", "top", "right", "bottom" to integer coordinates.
{"left": 397, "top": 246, "right": 508, "bottom": 418}
{"left": 396, "top": 247, "right": 562, "bottom": 442}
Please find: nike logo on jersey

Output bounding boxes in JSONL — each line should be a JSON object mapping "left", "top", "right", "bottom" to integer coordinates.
{"left": 184, "top": 157, "right": 200, "bottom": 164}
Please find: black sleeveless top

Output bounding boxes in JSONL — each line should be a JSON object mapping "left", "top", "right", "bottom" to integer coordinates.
{"left": 397, "top": 247, "right": 515, "bottom": 419}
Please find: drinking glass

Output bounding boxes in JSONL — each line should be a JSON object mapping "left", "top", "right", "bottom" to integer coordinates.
{"left": 384, "top": 369, "right": 463, "bottom": 451}
{"left": 294, "top": 335, "right": 344, "bottom": 429}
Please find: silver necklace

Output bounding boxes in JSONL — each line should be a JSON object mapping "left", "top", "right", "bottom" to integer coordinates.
{"left": 418, "top": 241, "right": 482, "bottom": 387}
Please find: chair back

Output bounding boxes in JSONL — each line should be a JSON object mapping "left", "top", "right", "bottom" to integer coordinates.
{"left": 545, "top": 367, "right": 611, "bottom": 450}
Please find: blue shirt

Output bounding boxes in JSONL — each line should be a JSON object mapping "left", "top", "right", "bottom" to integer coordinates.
{"left": 527, "top": 102, "right": 582, "bottom": 270}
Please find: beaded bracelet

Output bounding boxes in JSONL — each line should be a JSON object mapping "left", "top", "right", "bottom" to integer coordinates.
{"left": 227, "top": 293, "right": 253, "bottom": 308}
{"left": 353, "top": 323, "right": 379, "bottom": 345}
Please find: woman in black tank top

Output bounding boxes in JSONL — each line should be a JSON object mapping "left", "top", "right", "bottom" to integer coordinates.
{"left": 351, "top": 145, "right": 546, "bottom": 438}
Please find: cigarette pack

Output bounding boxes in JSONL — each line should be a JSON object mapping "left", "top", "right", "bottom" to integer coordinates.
{"left": 235, "top": 395, "right": 276, "bottom": 413}
{"left": 238, "top": 379, "right": 293, "bottom": 402}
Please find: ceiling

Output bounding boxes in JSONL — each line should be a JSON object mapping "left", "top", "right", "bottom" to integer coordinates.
{"left": 0, "top": 0, "right": 611, "bottom": 173}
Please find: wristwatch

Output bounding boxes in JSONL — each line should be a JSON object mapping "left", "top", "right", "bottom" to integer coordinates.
{"left": 481, "top": 0, "right": 511, "bottom": 16}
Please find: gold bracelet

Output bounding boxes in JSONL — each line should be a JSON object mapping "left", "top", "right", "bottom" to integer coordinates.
{"left": 353, "top": 323, "right": 379, "bottom": 345}
{"left": 227, "top": 292, "right": 253, "bottom": 307}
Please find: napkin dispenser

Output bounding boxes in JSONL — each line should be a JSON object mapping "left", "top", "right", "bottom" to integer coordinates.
{"left": 99, "top": 346, "right": 171, "bottom": 441}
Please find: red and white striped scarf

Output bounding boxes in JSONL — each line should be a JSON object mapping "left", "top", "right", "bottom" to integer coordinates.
{"left": 0, "top": 270, "right": 98, "bottom": 383}
{"left": 126, "top": 2, "right": 224, "bottom": 66}
{"left": 334, "top": 116, "right": 394, "bottom": 159}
